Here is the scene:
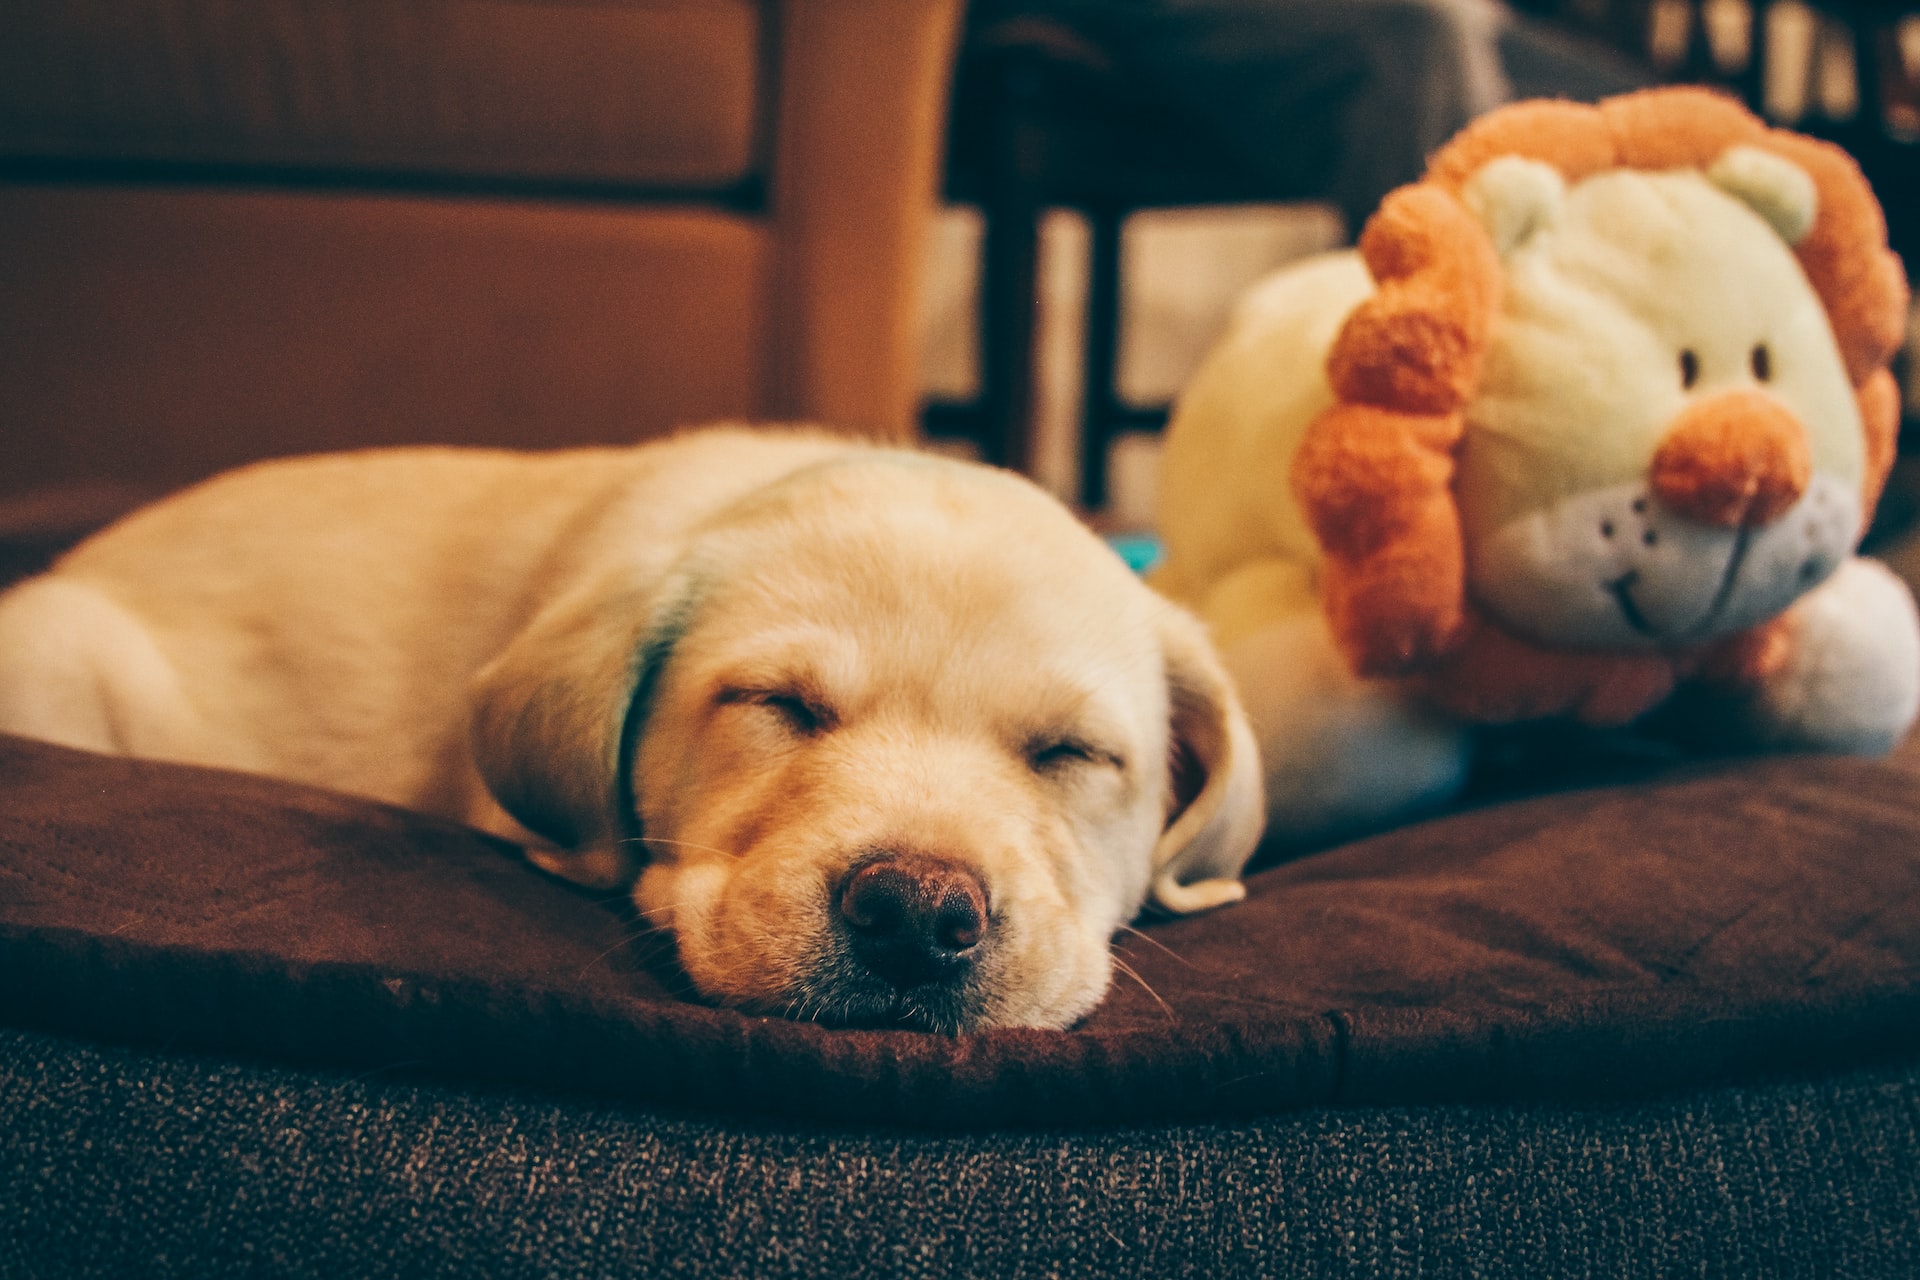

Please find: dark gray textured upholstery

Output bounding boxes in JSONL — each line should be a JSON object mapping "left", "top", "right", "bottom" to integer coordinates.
{"left": 6, "top": 1027, "right": 1918, "bottom": 1279}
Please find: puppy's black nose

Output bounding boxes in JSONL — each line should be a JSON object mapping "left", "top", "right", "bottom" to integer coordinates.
{"left": 836, "top": 854, "right": 988, "bottom": 989}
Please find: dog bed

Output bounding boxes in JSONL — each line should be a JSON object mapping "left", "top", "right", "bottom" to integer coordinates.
{"left": 6, "top": 725, "right": 1918, "bottom": 1129}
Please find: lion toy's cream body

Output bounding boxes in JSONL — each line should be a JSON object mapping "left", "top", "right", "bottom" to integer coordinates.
{"left": 1154, "top": 89, "right": 1920, "bottom": 850}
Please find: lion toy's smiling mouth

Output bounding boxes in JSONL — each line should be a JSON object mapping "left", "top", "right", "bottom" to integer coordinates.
{"left": 1469, "top": 473, "right": 1860, "bottom": 650}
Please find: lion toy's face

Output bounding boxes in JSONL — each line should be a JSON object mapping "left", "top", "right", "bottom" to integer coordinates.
{"left": 1454, "top": 151, "right": 1866, "bottom": 652}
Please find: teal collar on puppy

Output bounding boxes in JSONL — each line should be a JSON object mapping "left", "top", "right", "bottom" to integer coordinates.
{"left": 611, "top": 577, "right": 705, "bottom": 856}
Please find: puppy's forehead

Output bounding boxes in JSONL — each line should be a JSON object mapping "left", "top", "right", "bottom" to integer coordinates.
{"left": 684, "top": 459, "right": 1165, "bottom": 697}
{"left": 705, "top": 458, "right": 1144, "bottom": 603}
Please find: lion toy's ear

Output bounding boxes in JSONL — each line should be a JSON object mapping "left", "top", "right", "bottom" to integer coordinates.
{"left": 1462, "top": 156, "right": 1566, "bottom": 256}
{"left": 1708, "top": 145, "right": 1818, "bottom": 245}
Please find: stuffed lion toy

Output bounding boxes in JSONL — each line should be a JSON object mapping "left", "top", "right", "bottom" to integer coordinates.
{"left": 1154, "top": 87, "right": 1920, "bottom": 851}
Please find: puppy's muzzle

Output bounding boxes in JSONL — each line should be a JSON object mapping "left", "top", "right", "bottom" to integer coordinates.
{"left": 835, "top": 853, "right": 988, "bottom": 990}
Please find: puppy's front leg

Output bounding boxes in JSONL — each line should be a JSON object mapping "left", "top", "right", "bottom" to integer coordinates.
{"left": 522, "top": 844, "right": 640, "bottom": 892}
{"left": 456, "top": 785, "right": 641, "bottom": 892}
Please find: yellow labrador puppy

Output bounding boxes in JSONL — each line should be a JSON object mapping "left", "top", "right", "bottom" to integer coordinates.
{"left": 0, "top": 428, "right": 1262, "bottom": 1031}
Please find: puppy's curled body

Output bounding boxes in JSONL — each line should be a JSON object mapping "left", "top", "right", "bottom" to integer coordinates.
{"left": 0, "top": 428, "right": 1264, "bottom": 1030}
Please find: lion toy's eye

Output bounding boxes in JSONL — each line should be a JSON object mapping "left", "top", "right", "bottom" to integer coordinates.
{"left": 1751, "top": 343, "right": 1772, "bottom": 381}
{"left": 1679, "top": 348, "right": 1700, "bottom": 390}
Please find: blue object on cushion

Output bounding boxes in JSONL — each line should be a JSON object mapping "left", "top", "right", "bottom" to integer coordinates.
{"left": 1105, "top": 533, "right": 1163, "bottom": 575}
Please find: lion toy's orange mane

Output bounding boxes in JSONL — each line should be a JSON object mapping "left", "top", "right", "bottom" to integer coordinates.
{"left": 1288, "top": 87, "right": 1909, "bottom": 725}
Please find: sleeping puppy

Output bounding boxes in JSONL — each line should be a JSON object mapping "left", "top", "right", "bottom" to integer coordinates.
{"left": 0, "top": 427, "right": 1263, "bottom": 1031}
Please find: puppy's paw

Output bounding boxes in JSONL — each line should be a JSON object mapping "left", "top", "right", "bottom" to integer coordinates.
{"left": 523, "top": 843, "right": 639, "bottom": 892}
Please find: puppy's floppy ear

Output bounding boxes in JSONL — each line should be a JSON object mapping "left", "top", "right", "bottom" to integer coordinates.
{"left": 1149, "top": 607, "right": 1267, "bottom": 915}
{"left": 469, "top": 567, "right": 699, "bottom": 889}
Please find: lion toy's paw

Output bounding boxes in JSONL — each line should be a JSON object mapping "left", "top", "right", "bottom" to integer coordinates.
{"left": 1741, "top": 556, "right": 1920, "bottom": 753}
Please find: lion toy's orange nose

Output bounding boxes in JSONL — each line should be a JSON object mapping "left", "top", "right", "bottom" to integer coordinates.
{"left": 1649, "top": 389, "right": 1811, "bottom": 528}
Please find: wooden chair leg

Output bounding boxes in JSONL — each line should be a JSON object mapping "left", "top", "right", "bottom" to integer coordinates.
{"left": 980, "top": 197, "right": 1041, "bottom": 473}
{"left": 1080, "top": 205, "right": 1124, "bottom": 510}
{"left": 974, "top": 53, "right": 1065, "bottom": 475}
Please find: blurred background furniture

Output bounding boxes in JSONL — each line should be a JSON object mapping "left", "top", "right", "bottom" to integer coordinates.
{"left": 0, "top": 0, "right": 963, "bottom": 512}
{"left": 1519, "top": 0, "right": 1917, "bottom": 294}
{"left": 930, "top": 0, "right": 1918, "bottom": 515}
{"left": 928, "top": 16, "right": 1288, "bottom": 498}
{"left": 927, "top": 0, "right": 1649, "bottom": 509}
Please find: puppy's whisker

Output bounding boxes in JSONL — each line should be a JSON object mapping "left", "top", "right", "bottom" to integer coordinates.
{"left": 619, "top": 835, "right": 738, "bottom": 860}
{"left": 1111, "top": 955, "right": 1174, "bottom": 1020}
{"left": 1117, "top": 923, "right": 1197, "bottom": 968}
{"left": 578, "top": 932, "right": 649, "bottom": 977}
{"left": 576, "top": 907, "right": 688, "bottom": 976}
{"left": 619, "top": 891, "right": 698, "bottom": 924}
{"left": 614, "top": 920, "right": 675, "bottom": 944}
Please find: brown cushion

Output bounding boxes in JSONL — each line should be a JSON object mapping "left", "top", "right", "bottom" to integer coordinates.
{"left": 5, "top": 726, "right": 1918, "bottom": 1129}
{"left": 0, "top": 0, "right": 761, "bottom": 190}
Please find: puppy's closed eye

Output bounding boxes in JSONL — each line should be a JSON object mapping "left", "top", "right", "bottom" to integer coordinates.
{"left": 1026, "top": 736, "right": 1125, "bottom": 776}
{"left": 718, "top": 686, "right": 837, "bottom": 737}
